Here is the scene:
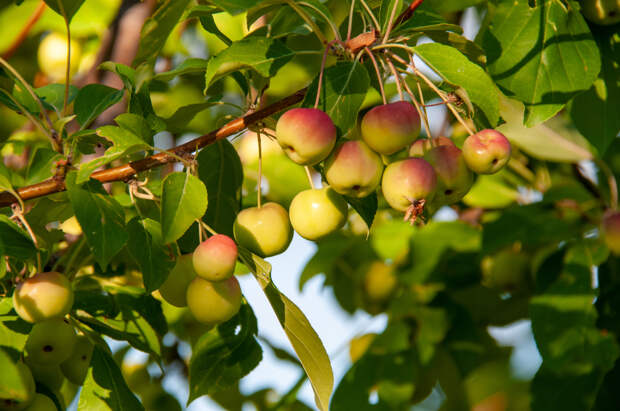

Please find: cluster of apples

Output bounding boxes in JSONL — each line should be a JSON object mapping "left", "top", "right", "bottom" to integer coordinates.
{"left": 3, "top": 272, "right": 92, "bottom": 410}
{"left": 158, "top": 234, "right": 242, "bottom": 326}
{"left": 232, "top": 101, "right": 512, "bottom": 257}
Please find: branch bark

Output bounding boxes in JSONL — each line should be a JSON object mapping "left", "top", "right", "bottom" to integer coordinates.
{"left": 0, "top": 88, "right": 307, "bottom": 208}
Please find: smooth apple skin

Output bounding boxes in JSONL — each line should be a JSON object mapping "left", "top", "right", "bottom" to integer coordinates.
{"left": 0, "top": 361, "right": 35, "bottom": 410}
{"left": 324, "top": 140, "right": 384, "bottom": 198}
{"left": 581, "top": 0, "right": 620, "bottom": 25}
{"left": 602, "top": 211, "right": 620, "bottom": 255}
{"left": 289, "top": 187, "right": 348, "bottom": 240}
{"left": 186, "top": 276, "right": 242, "bottom": 325}
{"left": 361, "top": 101, "right": 421, "bottom": 155}
{"left": 193, "top": 234, "right": 238, "bottom": 281}
{"left": 409, "top": 137, "right": 455, "bottom": 157}
{"left": 382, "top": 158, "right": 437, "bottom": 211}
{"left": 13, "top": 272, "right": 73, "bottom": 323}
{"left": 158, "top": 254, "right": 196, "bottom": 307}
{"left": 21, "top": 393, "right": 55, "bottom": 411}
{"left": 275, "top": 108, "right": 337, "bottom": 165}
{"left": 424, "top": 145, "right": 473, "bottom": 205}
{"left": 37, "top": 33, "right": 82, "bottom": 81}
{"left": 60, "top": 334, "right": 94, "bottom": 385}
{"left": 363, "top": 261, "right": 398, "bottom": 302}
{"left": 25, "top": 318, "right": 76, "bottom": 366}
{"left": 233, "top": 202, "right": 293, "bottom": 257}
{"left": 462, "top": 129, "right": 511, "bottom": 174}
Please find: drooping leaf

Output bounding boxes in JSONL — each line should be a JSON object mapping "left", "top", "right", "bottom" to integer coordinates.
{"left": 302, "top": 61, "right": 370, "bottom": 136}
{"left": 0, "top": 348, "right": 32, "bottom": 405}
{"left": 0, "top": 315, "right": 31, "bottom": 352}
{"left": 78, "top": 345, "right": 144, "bottom": 410}
{"left": 209, "top": 0, "right": 263, "bottom": 15}
{"left": 160, "top": 172, "right": 208, "bottom": 244}
{"left": 74, "top": 84, "right": 124, "bottom": 128}
{"left": 152, "top": 58, "right": 209, "bottom": 82}
{"left": 481, "top": 0, "right": 601, "bottom": 126}
{"left": 197, "top": 139, "right": 243, "bottom": 237}
{"left": 65, "top": 172, "right": 128, "bottom": 269}
{"left": 345, "top": 193, "right": 377, "bottom": 230}
{"left": 43, "top": 0, "right": 85, "bottom": 21}
{"left": 188, "top": 305, "right": 262, "bottom": 404}
{"left": 0, "top": 215, "right": 36, "bottom": 260}
{"left": 204, "top": 37, "right": 294, "bottom": 92}
{"left": 0, "top": 162, "right": 22, "bottom": 209}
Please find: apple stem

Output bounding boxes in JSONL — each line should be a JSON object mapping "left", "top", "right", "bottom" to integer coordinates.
{"left": 381, "top": 0, "right": 401, "bottom": 44}
{"left": 397, "top": 58, "right": 432, "bottom": 139}
{"left": 11, "top": 205, "right": 41, "bottom": 272}
{"left": 315, "top": 41, "right": 335, "bottom": 109}
{"left": 304, "top": 166, "right": 316, "bottom": 190}
{"left": 364, "top": 47, "right": 387, "bottom": 104}
{"left": 257, "top": 131, "right": 263, "bottom": 208}
{"left": 383, "top": 55, "right": 404, "bottom": 101}
{"left": 197, "top": 219, "right": 204, "bottom": 243}
{"left": 358, "top": 0, "right": 381, "bottom": 32}
{"left": 198, "top": 220, "right": 218, "bottom": 236}
{"left": 346, "top": 0, "right": 356, "bottom": 42}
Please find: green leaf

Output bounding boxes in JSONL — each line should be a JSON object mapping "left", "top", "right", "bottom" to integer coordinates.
{"left": 209, "top": 0, "right": 263, "bottom": 15}
{"left": 569, "top": 29, "right": 620, "bottom": 155}
{"left": 133, "top": 0, "right": 192, "bottom": 67}
{"left": 425, "top": 31, "right": 486, "bottom": 66}
{"left": 0, "top": 162, "right": 22, "bottom": 209}
{"left": 126, "top": 218, "right": 175, "bottom": 293}
{"left": 160, "top": 172, "right": 208, "bottom": 244}
{"left": 463, "top": 172, "right": 519, "bottom": 209}
{"left": 78, "top": 345, "right": 144, "bottom": 410}
{"left": 0, "top": 215, "right": 36, "bottom": 260}
{"left": 0, "top": 315, "right": 31, "bottom": 352}
{"left": 43, "top": 0, "right": 85, "bottom": 21}
{"left": 187, "top": 6, "right": 233, "bottom": 46}
{"left": 65, "top": 172, "right": 128, "bottom": 269}
{"left": 187, "top": 305, "right": 262, "bottom": 404}
{"left": 302, "top": 61, "right": 370, "bottom": 136}
{"left": 345, "top": 193, "right": 377, "bottom": 230}
{"left": 394, "top": 2, "right": 462, "bottom": 35}
{"left": 239, "top": 249, "right": 334, "bottom": 411}
{"left": 75, "top": 126, "right": 150, "bottom": 184}
{"left": 36, "top": 84, "right": 79, "bottom": 113}
{"left": 299, "top": 234, "right": 356, "bottom": 289}
{"left": 425, "top": 0, "right": 483, "bottom": 12}
{"left": 197, "top": 139, "right": 243, "bottom": 237}
{"left": 74, "top": 84, "right": 124, "bottom": 128}
{"left": 114, "top": 113, "right": 153, "bottom": 144}
{"left": 204, "top": 37, "right": 294, "bottom": 92}
{"left": 379, "top": 0, "right": 403, "bottom": 34}
{"left": 481, "top": 0, "right": 601, "bottom": 126}
{"left": 152, "top": 58, "right": 208, "bottom": 82}
{"left": 0, "top": 348, "right": 32, "bottom": 405}
{"left": 371, "top": 219, "right": 415, "bottom": 262}
{"left": 165, "top": 102, "right": 220, "bottom": 133}
{"left": 413, "top": 42, "right": 499, "bottom": 127}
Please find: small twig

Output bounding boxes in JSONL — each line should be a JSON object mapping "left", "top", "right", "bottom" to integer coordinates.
{"left": 358, "top": 0, "right": 381, "bottom": 32}
{"left": 197, "top": 220, "right": 218, "bottom": 236}
{"left": 12, "top": 205, "right": 41, "bottom": 272}
{"left": 394, "top": 0, "right": 425, "bottom": 27}
{"left": 257, "top": 130, "right": 263, "bottom": 208}
{"left": 381, "top": 0, "right": 401, "bottom": 44}
{"left": 364, "top": 47, "right": 387, "bottom": 104}
{"left": 304, "top": 166, "right": 316, "bottom": 189}
{"left": 56, "top": 0, "right": 72, "bottom": 116}
{"left": 346, "top": 0, "right": 356, "bottom": 42}
{"left": 1, "top": 1, "right": 46, "bottom": 60}
{"left": 285, "top": 0, "right": 328, "bottom": 44}
{"left": 298, "top": 1, "right": 341, "bottom": 41}
{"left": 315, "top": 41, "right": 335, "bottom": 108}
{"left": 383, "top": 55, "right": 403, "bottom": 100}
{"left": 399, "top": 65, "right": 431, "bottom": 139}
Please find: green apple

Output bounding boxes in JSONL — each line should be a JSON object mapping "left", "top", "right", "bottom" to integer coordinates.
{"left": 275, "top": 108, "right": 337, "bottom": 165}
{"left": 60, "top": 335, "right": 94, "bottom": 385}
{"left": 158, "top": 254, "right": 196, "bottom": 307}
{"left": 193, "top": 234, "right": 238, "bottom": 281}
{"left": 37, "top": 32, "right": 82, "bottom": 82}
{"left": 381, "top": 158, "right": 437, "bottom": 211}
{"left": 363, "top": 261, "right": 398, "bottom": 302}
{"left": 581, "top": 0, "right": 620, "bottom": 25}
{"left": 424, "top": 145, "right": 473, "bottom": 205}
{"left": 233, "top": 202, "right": 293, "bottom": 257}
{"left": 289, "top": 187, "right": 348, "bottom": 240}
{"left": 25, "top": 318, "right": 76, "bottom": 366}
{"left": 24, "top": 357, "right": 63, "bottom": 391}
{"left": 462, "top": 129, "right": 511, "bottom": 174}
{"left": 22, "top": 394, "right": 55, "bottom": 411}
{"left": 0, "top": 361, "right": 35, "bottom": 410}
{"left": 324, "top": 140, "right": 384, "bottom": 198}
{"left": 186, "top": 276, "right": 242, "bottom": 325}
{"left": 361, "top": 101, "right": 421, "bottom": 155}
{"left": 13, "top": 272, "right": 73, "bottom": 323}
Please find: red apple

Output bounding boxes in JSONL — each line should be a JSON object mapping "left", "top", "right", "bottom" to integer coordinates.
{"left": 192, "top": 234, "right": 238, "bottom": 281}
{"left": 381, "top": 158, "right": 437, "bottom": 211}
{"left": 424, "top": 145, "right": 473, "bottom": 205}
{"left": 361, "top": 101, "right": 421, "bottom": 155}
{"left": 462, "top": 129, "right": 511, "bottom": 174}
{"left": 324, "top": 140, "right": 384, "bottom": 198}
{"left": 275, "top": 108, "right": 337, "bottom": 165}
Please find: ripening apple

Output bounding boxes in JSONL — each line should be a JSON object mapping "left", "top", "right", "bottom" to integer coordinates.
{"left": 275, "top": 108, "right": 337, "bottom": 165}
{"left": 602, "top": 211, "right": 620, "bottom": 255}
{"left": 424, "top": 145, "right": 473, "bottom": 205}
{"left": 22, "top": 393, "right": 55, "bottom": 411}
{"left": 60, "top": 334, "right": 94, "bottom": 385}
{"left": 349, "top": 333, "right": 377, "bottom": 363}
{"left": 363, "top": 261, "right": 398, "bottom": 302}
{"left": 25, "top": 318, "right": 76, "bottom": 366}
{"left": 324, "top": 140, "right": 384, "bottom": 198}
{"left": 37, "top": 32, "right": 82, "bottom": 82}
{"left": 0, "top": 361, "right": 35, "bottom": 410}
{"left": 581, "top": 0, "right": 620, "bottom": 25}
{"left": 409, "top": 137, "right": 455, "bottom": 157}
{"left": 186, "top": 276, "right": 242, "bottom": 325}
{"left": 361, "top": 101, "right": 421, "bottom": 155}
{"left": 158, "top": 254, "right": 197, "bottom": 307}
{"left": 13, "top": 272, "right": 73, "bottom": 323}
{"left": 381, "top": 158, "right": 437, "bottom": 211}
{"left": 289, "top": 187, "right": 348, "bottom": 240}
{"left": 193, "top": 234, "right": 238, "bottom": 281}
{"left": 462, "top": 129, "right": 511, "bottom": 174}
{"left": 233, "top": 202, "right": 293, "bottom": 257}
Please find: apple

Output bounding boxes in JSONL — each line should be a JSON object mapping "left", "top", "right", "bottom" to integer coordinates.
{"left": 289, "top": 187, "right": 348, "bottom": 240}
{"left": 13, "top": 272, "right": 73, "bottom": 323}
{"left": 60, "top": 335, "right": 94, "bottom": 385}
{"left": 602, "top": 211, "right": 620, "bottom": 255}
{"left": 324, "top": 140, "right": 384, "bottom": 198}
{"left": 409, "top": 137, "right": 455, "bottom": 157}
{"left": 581, "top": 0, "right": 620, "bottom": 25}
{"left": 24, "top": 357, "right": 63, "bottom": 391}
{"left": 349, "top": 333, "right": 377, "bottom": 363}
{"left": 37, "top": 32, "right": 82, "bottom": 82}
{"left": 233, "top": 202, "right": 293, "bottom": 257}
{"left": 381, "top": 158, "right": 437, "bottom": 211}
{"left": 275, "top": 108, "right": 337, "bottom": 165}
{"left": 193, "top": 234, "right": 238, "bottom": 281}
{"left": 481, "top": 249, "right": 530, "bottom": 292}
{"left": 363, "top": 261, "right": 398, "bottom": 302}
{"left": 158, "top": 254, "right": 196, "bottom": 307}
{"left": 0, "top": 361, "right": 35, "bottom": 410}
{"left": 361, "top": 101, "right": 421, "bottom": 155}
{"left": 186, "top": 276, "right": 242, "bottom": 325}
{"left": 424, "top": 145, "right": 473, "bottom": 205}
{"left": 25, "top": 318, "right": 76, "bottom": 366}
{"left": 462, "top": 129, "right": 511, "bottom": 174}
{"left": 22, "top": 393, "right": 55, "bottom": 411}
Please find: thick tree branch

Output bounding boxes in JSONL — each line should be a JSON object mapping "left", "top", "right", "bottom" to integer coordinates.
{"left": 0, "top": 89, "right": 307, "bottom": 208}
